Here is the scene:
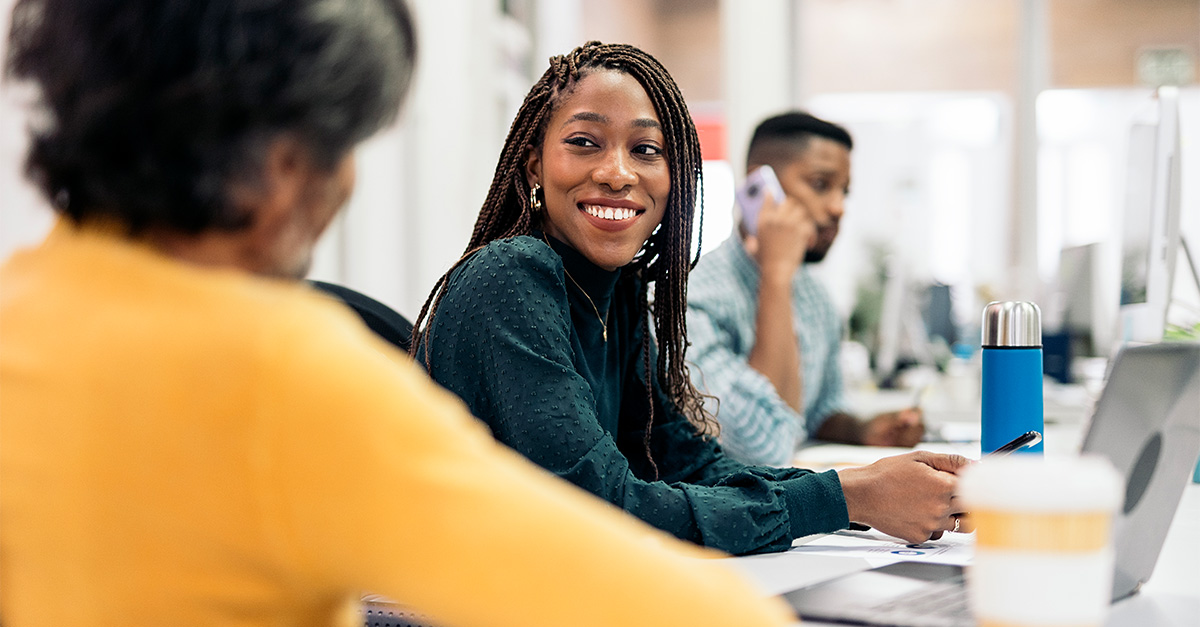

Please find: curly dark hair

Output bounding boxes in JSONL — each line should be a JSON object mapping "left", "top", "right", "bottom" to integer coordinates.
{"left": 5, "top": 0, "right": 416, "bottom": 233}
{"left": 412, "top": 41, "right": 719, "bottom": 449}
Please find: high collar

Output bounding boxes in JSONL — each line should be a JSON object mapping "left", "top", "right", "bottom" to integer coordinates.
{"left": 537, "top": 232, "right": 622, "bottom": 312}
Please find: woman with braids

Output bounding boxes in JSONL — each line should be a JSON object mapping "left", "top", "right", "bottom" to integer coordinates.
{"left": 414, "top": 41, "right": 969, "bottom": 555}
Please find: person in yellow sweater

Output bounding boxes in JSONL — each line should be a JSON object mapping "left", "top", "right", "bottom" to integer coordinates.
{"left": 0, "top": 1, "right": 796, "bottom": 626}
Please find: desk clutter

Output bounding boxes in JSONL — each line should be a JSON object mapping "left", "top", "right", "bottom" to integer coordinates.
{"left": 779, "top": 341, "right": 1200, "bottom": 627}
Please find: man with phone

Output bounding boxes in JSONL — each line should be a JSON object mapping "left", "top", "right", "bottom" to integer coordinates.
{"left": 687, "top": 112, "right": 924, "bottom": 466}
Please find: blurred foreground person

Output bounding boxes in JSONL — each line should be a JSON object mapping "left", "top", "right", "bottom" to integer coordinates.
{"left": 0, "top": 2, "right": 794, "bottom": 626}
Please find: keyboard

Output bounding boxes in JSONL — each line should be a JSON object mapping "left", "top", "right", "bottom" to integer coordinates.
{"left": 785, "top": 563, "right": 975, "bottom": 627}
{"left": 850, "top": 576, "right": 973, "bottom": 627}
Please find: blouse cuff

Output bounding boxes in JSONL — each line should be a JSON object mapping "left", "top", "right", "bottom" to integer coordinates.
{"left": 781, "top": 469, "right": 849, "bottom": 539}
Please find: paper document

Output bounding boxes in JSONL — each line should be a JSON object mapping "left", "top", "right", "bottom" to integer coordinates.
{"left": 791, "top": 444, "right": 911, "bottom": 471}
{"left": 727, "top": 552, "right": 872, "bottom": 597}
{"left": 789, "top": 527, "right": 975, "bottom": 568}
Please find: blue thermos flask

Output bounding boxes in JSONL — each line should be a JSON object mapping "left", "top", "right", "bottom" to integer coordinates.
{"left": 981, "top": 301, "right": 1044, "bottom": 455}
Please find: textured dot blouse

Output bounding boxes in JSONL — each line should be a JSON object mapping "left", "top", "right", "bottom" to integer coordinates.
{"left": 423, "top": 234, "right": 850, "bottom": 555}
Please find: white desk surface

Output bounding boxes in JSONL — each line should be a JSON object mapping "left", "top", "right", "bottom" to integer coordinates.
{"left": 728, "top": 440, "right": 1200, "bottom": 626}
{"left": 740, "top": 375, "right": 1200, "bottom": 625}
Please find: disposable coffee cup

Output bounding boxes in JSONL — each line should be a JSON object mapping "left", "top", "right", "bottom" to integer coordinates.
{"left": 959, "top": 456, "right": 1122, "bottom": 627}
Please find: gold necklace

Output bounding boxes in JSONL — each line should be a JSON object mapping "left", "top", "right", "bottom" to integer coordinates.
{"left": 541, "top": 233, "right": 609, "bottom": 342}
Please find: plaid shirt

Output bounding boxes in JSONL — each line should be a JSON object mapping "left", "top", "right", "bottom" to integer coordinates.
{"left": 686, "top": 235, "right": 846, "bottom": 466}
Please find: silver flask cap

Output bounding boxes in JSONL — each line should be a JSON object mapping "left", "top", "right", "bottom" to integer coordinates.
{"left": 981, "top": 301, "right": 1042, "bottom": 348}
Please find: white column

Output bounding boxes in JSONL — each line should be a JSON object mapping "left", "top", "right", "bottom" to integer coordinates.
{"left": 534, "top": 0, "right": 582, "bottom": 75}
{"left": 398, "top": 0, "right": 500, "bottom": 319}
{"left": 330, "top": 124, "right": 410, "bottom": 312}
{"left": 1014, "top": 0, "right": 1050, "bottom": 300}
{"left": 0, "top": 0, "right": 55, "bottom": 263}
{"left": 720, "top": 0, "right": 794, "bottom": 178}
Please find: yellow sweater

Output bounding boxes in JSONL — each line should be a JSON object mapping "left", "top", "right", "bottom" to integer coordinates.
{"left": 0, "top": 221, "right": 794, "bottom": 627}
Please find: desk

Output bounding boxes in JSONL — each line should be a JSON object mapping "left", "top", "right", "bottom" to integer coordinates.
{"left": 728, "top": 463, "right": 1200, "bottom": 626}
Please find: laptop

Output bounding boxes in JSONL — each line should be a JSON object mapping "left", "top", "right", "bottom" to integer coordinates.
{"left": 782, "top": 342, "right": 1200, "bottom": 627}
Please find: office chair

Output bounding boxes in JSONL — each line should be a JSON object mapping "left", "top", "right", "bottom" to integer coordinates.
{"left": 308, "top": 280, "right": 413, "bottom": 354}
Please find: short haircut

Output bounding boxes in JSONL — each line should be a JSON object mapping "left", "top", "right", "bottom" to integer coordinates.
{"left": 6, "top": 0, "right": 416, "bottom": 234}
{"left": 745, "top": 111, "right": 853, "bottom": 173}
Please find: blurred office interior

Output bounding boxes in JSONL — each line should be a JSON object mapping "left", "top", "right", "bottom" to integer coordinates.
{"left": 2, "top": 0, "right": 1198, "bottom": 386}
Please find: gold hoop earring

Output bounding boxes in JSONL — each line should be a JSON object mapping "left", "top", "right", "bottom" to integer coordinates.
{"left": 529, "top": 183, "right": 543, "bottom": 212}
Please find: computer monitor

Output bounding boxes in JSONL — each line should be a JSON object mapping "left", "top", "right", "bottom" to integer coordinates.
{"left": 1058, "top": 243, "right": 1103, "bottom": 356}
{"left": 1118, "top": 87, "right": 1182, "bottom": 345}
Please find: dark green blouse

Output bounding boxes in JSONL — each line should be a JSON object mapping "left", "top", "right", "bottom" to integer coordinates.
{"left": 423, "top": 235, "right": 848, "bottom": 555}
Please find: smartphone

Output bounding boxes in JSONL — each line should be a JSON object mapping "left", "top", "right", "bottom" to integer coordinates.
{"left": 735, "top": 165, "right": 784, "bottom": 235}
{"left": 986, "top": 431, "right": 1043, "bottom": 457}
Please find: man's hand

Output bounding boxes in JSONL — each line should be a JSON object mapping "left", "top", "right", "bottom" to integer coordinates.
{"left": 861, "top": 409, "right": 925, "bottom": 447}
{"left": 744, "top": 186, "right": 817, "bottom": 413}
{"left": 838, "top": 451, "right": 971, "bottom": 544}
{"left": 815, "top": 411, "right": 922, "bottom": 447}
{"left": 743, "top": 187, "right": 816, "bottom": 281}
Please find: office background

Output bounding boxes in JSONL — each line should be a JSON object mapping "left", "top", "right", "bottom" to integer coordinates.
{"left": 2, "top": 0, "right": 1198, "bottom": 363}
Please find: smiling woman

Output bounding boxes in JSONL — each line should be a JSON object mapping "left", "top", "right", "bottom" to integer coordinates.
{"left": 413, "top": 41, "right": 711, "bottom": 440}
{"left": 526, "top": 69, "right": 671, "bottom": 271}
{"left": 412, "top": 41, "right": 867, "bottom": 557}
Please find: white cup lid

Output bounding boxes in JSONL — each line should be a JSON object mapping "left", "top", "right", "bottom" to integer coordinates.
{"left": 959, "top": 455, "right": 1123, "bottom": 513}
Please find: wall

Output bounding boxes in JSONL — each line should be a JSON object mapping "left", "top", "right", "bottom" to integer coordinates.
{"left": 1050, "top": 0, "right": 1199, "bottom": 87}
{"left": 653, "top": 0, "right": 723, "bottom": 104}
{"left": 796, "top": 0, "right": 1198, "bottom": 94}
{"left": 3, "top": 0, "right": 1196, "bottom": 332}
{"left": 560, "top": 0, "right": 1199, "bottom": 342}
{"left": 580, "top": 0, "right": 659, "bottom": 53}
{"left": 798, "top": 0, "right": 1021, "bottom": 94}
{"left": 578, "top": 0, "right": 723, "bottom": 104}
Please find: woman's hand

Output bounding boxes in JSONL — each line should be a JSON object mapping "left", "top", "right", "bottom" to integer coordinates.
{"left": 838, "top": 451, "right": 971, "bottom": 543}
